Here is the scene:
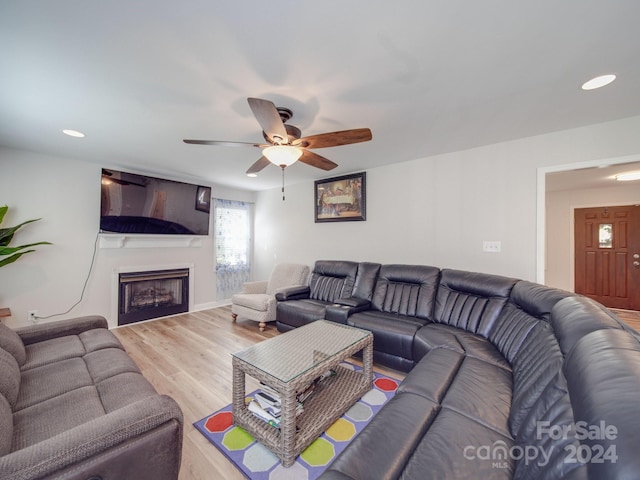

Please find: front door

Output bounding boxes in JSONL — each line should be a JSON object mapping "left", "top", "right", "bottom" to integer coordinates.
{"left": 574, "top": 205, "right": 640, "bottom": 310}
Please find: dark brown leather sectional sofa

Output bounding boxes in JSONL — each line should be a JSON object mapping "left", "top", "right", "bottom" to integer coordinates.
{"left": 276, "top": 260, "right": 640, "bottom": 479}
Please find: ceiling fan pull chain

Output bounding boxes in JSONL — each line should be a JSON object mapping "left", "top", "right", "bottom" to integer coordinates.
{"left": 281, "top": 165, "right": 286, "bottom": 201}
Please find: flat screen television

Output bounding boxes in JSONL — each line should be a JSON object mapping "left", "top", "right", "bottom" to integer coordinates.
{"left": 100, "top": 168, "right": 211, "bottom": 236}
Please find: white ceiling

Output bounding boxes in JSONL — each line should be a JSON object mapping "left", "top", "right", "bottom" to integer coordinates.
{"left": 2, "top": 1, "right": 640, "bottom": 192}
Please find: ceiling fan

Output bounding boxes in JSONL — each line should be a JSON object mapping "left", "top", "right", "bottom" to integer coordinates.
{"left": 183, "top": 98, "right": 372, "bottom": 198}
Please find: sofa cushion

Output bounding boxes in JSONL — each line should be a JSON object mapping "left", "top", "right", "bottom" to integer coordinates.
{"left": 414, "top": 323, "right": 511, "bottom": 370}
{"left": 12, "top": 386, "right": 107, "bottom": 450}
{"left": 325, "top": 392, "right": 440, "bottom": 479}
{"left": 441, "top": 356, "right": 512, "bottom": 436}
{"left": 370, "top": 264, "right": 440, "bottom": 319}
{"left": 0, "top": 348, "right": 20, "bottom": 408}
{"left": 401, "top": 408, "right": 515, "bottom": 479}
{"left": 508, "top": 321, "right": 565, "bottom": 437}
{"left": 15, "top": 357, "right": 93, "bottom": 411}
{"left": 308, "top": 260, "right": 358, "bottom": 301}
{"left": 78, "top": 328, "right": 125, "bottom": 353}
{"left": 351, "top": 262, "right": 381, "bottom": 301}
{"left": 277, "top": 299, "right": 331, "bottom": 328}
{"left": 348, "top": 310, "right": 428, "bottom": 363}
{"left": 21, "top": 335, "right": 86, "bottom": 371}
{"left": 84, "top": 347, "right": 142, "bottom": 384}
{"left": 398, "top": 347, "right": 465, "bottom": 404}
{"left": 433, "top": 269, "right": 517, "bottom": 336}
{"left": 0, "top": 322, "right": 26, "bottom": 366}
{"left": 97, "top": 372, "right": 158, "bottom": 413}
{"left": 489, "top": 280, "right": 572, "bottom": 363}
{"left": 0, "top": 394, "right": 11, "bottom": 456}
{"left": 511, "top": 371, "right": 584, "bottom": 480}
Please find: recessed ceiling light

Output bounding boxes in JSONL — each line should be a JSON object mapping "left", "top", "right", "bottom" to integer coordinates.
{"left": 246, "top": 173, "right": 258, "bottom": 178}
{"left": 62, "top": 129, "right": 85, "bottom": 138}
{"left": 615, "top": 171, "right": 640, "bottom": 182}
{"left": 581, "top": 74, "right": 616, "bottom": 90}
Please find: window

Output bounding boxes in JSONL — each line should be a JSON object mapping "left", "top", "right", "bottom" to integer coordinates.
{"left": 214, "top": 199, "right": 252, "bottom": 300}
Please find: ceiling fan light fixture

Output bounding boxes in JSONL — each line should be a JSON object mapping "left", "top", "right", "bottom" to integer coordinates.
{"left": 581, "top": 74, "right": 616, "bottom": 90}
{"left": 246, "top": 173, "right": 258, "bottom": 178}
{"left": 615, "top": 171, "right": 640, "bottom": 182}
{"left": 263, "top": 145, "right": 302, "bottom": 167}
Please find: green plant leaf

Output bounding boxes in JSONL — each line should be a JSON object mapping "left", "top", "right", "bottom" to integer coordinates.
{"left": 0, "top": 250, "right": 35, "bottom": 268}
{"left": 0, "top": 219, "right": 41, "bottom": 246}
{"left": 0, "top": 205, "right": 50, "bottom": 268}
{"left": 0, "top": 241, "right": 53, "bottom": 256}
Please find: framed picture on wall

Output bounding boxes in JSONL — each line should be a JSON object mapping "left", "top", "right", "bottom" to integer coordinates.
{"left": 314, "top": 172, "right": 366, "bottom": 223}
{"left": 195, "top": 186, "right": 211, "bottom": 213}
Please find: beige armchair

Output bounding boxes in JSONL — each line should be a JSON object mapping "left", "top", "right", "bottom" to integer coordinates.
{"left": 231, "top": 263, "right": 310, "bottom": 331}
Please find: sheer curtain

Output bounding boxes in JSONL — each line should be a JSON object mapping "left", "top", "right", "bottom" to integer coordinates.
{"left": 214, "top": 198, "right": 252, "bottom": 300}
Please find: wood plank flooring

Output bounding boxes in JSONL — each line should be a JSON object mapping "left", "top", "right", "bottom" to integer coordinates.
{"left": 112, "top": 305, "right": 640, "bottom": 479}
{"left": 611, "top": 308, "right": 640, "bottom": 332}
{"left": 112, "top": 306, "right": 406, "bottom": 480}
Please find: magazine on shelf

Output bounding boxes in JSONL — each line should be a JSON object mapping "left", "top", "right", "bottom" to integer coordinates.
{"left": 250, "top": 369, "right": 338, "bottom": 427}
{"left": 248, "top": 399, "right": 280, "bottom": 427}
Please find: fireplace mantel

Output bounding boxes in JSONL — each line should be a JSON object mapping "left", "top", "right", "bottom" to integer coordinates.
{"left": 99, "top": 234, "right": 204, "bottom": 249}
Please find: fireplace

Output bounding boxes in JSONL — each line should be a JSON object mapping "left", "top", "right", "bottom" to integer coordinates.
{"left": 118, "top": 268, "right": 189, "bottom": 325}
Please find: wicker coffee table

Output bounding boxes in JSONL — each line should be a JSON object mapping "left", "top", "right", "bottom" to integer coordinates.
{"left": 231, "top": 320, "right": 373, "bottom": 467}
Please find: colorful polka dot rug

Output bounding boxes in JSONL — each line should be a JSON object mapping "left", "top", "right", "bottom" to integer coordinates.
{"left": 194, "top": 362, "right": 399, "bottom": 480}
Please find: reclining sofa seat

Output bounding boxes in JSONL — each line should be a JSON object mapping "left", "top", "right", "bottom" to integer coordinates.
{"left": 275, "top": 260, "right": 379, "bottom": 332}
{"left": 345, "top": 264, "right": 440, "bottom": 372}
{"left": 0, "top": 316, "right": 183, "bottom": 480}
{"left": 321, "top": 273, "right": 640, "bottom": 479}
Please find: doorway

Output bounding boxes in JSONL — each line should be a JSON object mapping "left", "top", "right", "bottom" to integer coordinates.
{"left": 538, "top": 156, "right": 640, "bottom": 310}
{"left": 574, "top": 205, "right": 640, "bottom": 310}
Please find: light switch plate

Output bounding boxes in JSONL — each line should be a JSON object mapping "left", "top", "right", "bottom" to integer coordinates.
{"left": 483, "top": 241, "right": 501, "bottom": 253}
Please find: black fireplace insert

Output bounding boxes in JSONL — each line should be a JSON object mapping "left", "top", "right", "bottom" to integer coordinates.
{"left": 118, "top": 268, "right": 189, "bottom": 325}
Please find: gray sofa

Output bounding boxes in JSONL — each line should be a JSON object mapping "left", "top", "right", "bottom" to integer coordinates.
{"left": 276, "top": 261, "right": 640, "bottom": 479}
{"left": 0, "top": 315, "right": 183, "bottom": 480}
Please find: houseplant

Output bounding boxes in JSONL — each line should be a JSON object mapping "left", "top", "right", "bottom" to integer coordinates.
{"left": 0, "top": 205, "right": 51, "bottom": 268}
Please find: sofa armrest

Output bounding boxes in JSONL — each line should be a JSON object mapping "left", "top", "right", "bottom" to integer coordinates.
{"left": 15, "top": 315, "right": 108, "bottom": 346}
{"left": 239, "top": 280, "right": 268, "bottom": 294}
{"left": 325, "top": 298, "right": 371, "bottom": 324}
{"left": 334, "top": 297, "right": 370, "bottom": 308}
{"left": 0, "top": 394, "right": 183, "bottom": 480}
{"left": 273, "top": 283, "right": 307, "bottom": 295}
{"left": 275, "top": 285, "right": 311, "bottom": 301}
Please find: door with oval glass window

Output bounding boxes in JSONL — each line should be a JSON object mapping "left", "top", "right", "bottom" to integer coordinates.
{"left": 574, "top": 205, "right": 640, "bottom": 310}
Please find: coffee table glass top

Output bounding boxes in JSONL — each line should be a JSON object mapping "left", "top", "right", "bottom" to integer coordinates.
{"left": 232, "top": 320, "right": 371, "bottom": 383}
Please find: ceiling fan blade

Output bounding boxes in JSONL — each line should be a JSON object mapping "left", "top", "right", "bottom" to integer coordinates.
{"left": 246, "top": 156, "right": 272, "bottom": 174}
{"left": 298, "top": 150, "right": 339, "bottom": 171}
{"left": 247, "top": 97, "right": 289, "bottom": 144}
{"left": 183, "top": 139, "right": 266, "bottom": 147}
{"left": 294, "top": 128, "right": 372, "bottom": 149}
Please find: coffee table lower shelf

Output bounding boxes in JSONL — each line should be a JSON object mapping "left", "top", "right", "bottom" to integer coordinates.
{"left": 233, "top": 364, "right": 371, "bottom": 467}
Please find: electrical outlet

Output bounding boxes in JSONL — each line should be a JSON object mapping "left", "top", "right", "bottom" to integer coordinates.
{"left": 482, "top": 241, "right": 502, "bottom": 253}
{"left": 28, "top": 310, "right": 38, "bottom": 323}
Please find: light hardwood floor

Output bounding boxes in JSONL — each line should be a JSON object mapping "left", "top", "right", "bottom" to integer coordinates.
{"left": 611, "top": 308, "right": 640, "bottom": 332}
{"left": 112, "top": 306, "right": 406, "bottom": 480}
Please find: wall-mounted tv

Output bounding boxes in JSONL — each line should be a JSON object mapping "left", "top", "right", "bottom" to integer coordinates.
{"left": 100, "top": 168, "right": 211, "bottom": 236}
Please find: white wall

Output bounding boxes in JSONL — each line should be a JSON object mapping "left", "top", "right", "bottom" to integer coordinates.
{"left": 253, "top": 115, "right": 640, "bottom": 282}
{"left": 546, "top": 184, "right": 640, "bottom": 291}
{"left": 3, "top": 115, "right": 640, "bottom": 328}
{"left": 0, "top": 147, "right": 254, "bottom": 328}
